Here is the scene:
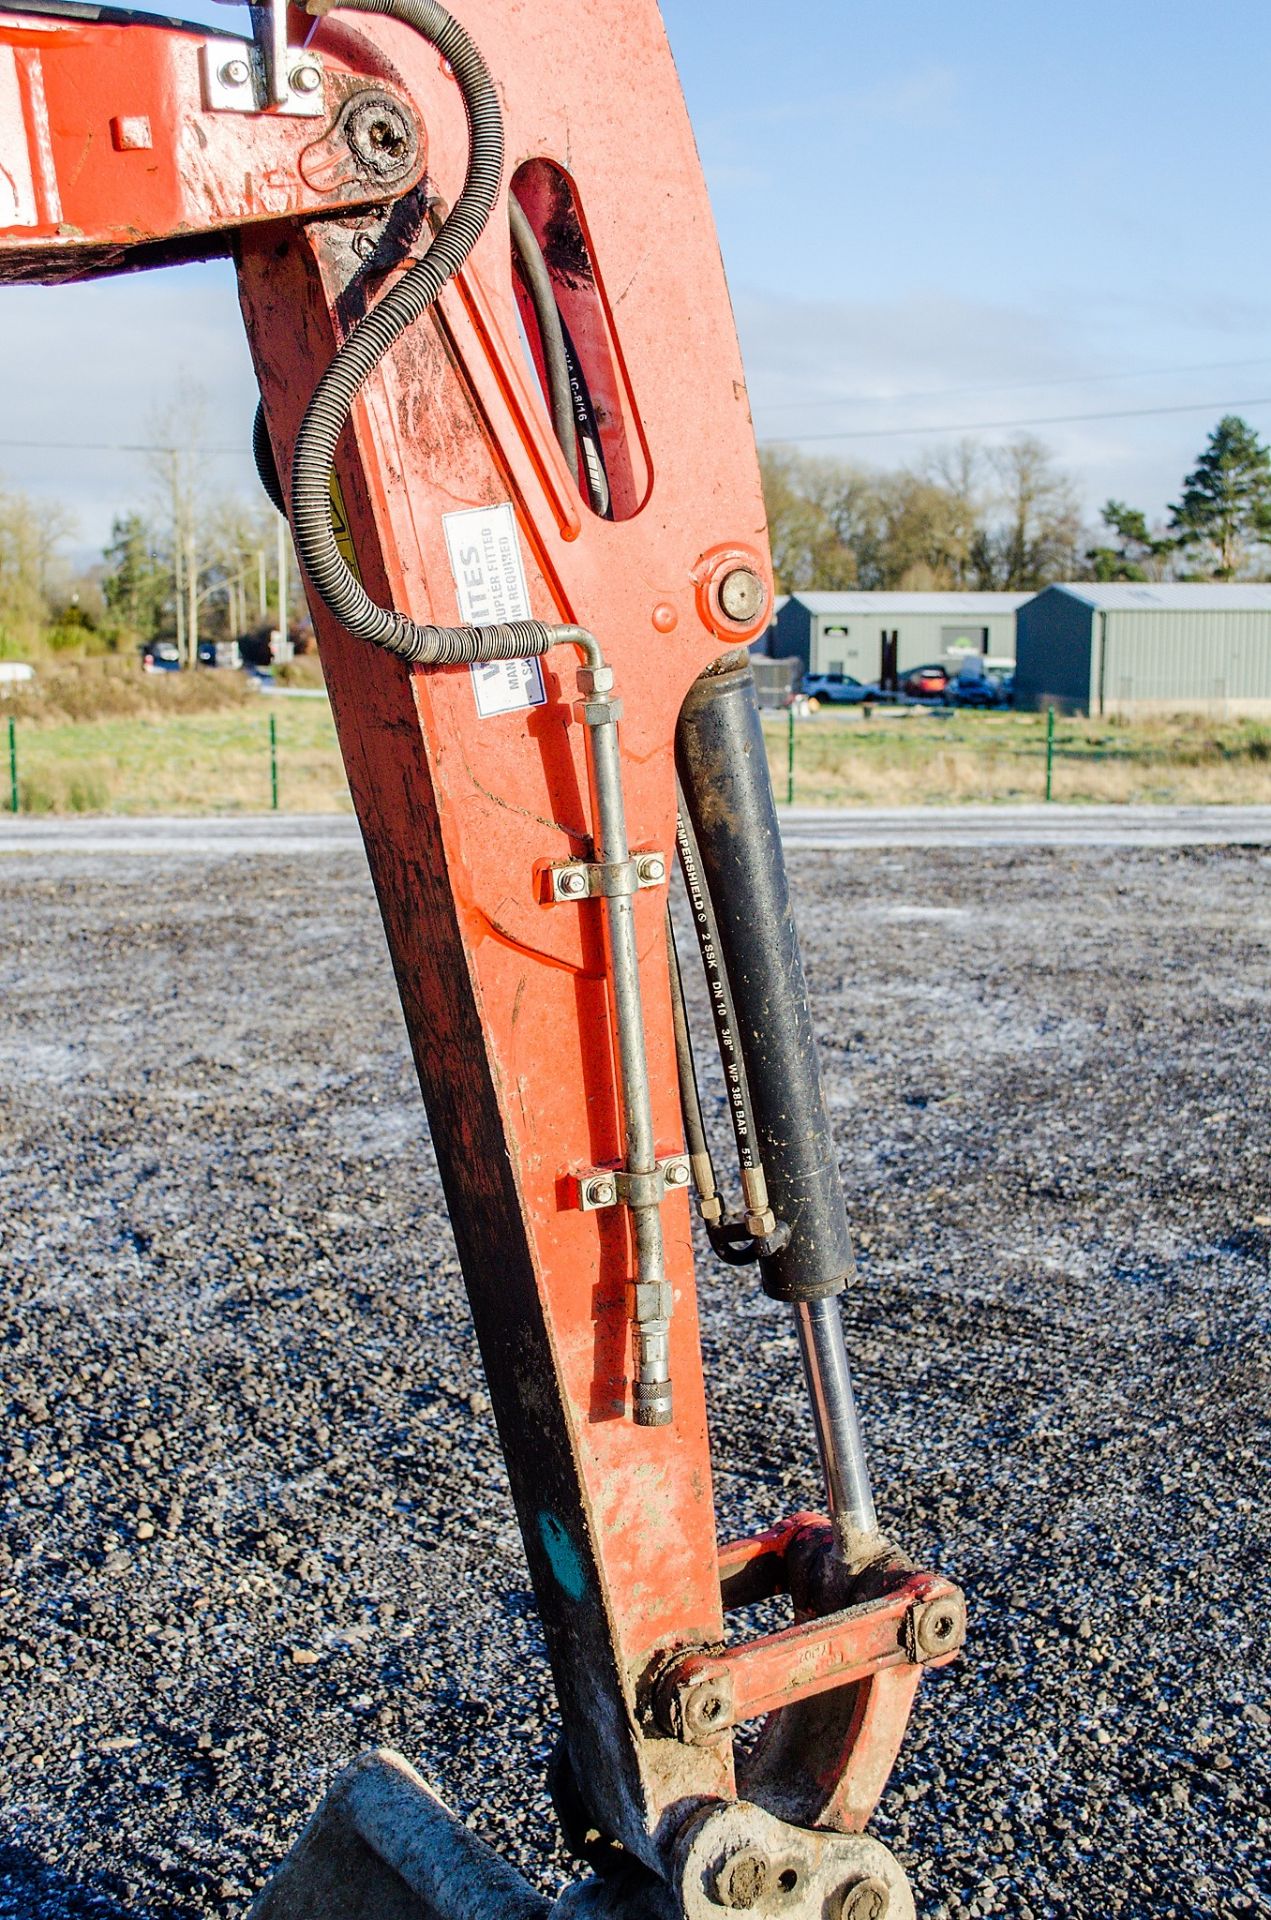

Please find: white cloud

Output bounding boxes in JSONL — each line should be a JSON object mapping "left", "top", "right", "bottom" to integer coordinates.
{"left": 732, "top": 284, "right": 1271, "bottom": 520}
{"left": 0, "top": 261, "right": 260, "bottom": 552}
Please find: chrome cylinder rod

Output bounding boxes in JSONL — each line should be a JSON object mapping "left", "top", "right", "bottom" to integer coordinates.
{"left": 794, "top": 1295, "right": 878, "bottom": 1552}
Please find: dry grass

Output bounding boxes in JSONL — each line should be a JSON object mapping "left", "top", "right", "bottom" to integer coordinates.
{"left": 6, "top": 701, "right": 348, "bottom": 815}
{"left": 3, "top": 666, "right": 1270, "bottom": 813}
{"left": 763, "top": 707, "right": 1271, "bottom": 808}
{"left": 2, "top": 655, "right": 254, "bottom": 725}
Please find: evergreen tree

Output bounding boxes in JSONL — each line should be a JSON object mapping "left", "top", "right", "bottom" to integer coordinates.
{"left": 1086, "top": 500, "right": 1171, "bottom": 581}
{"left": 102, "top": 512, "right": 168, "bottom": 643}
{"left": 1169, "top": 415, "right": 1271, "bottom": 579}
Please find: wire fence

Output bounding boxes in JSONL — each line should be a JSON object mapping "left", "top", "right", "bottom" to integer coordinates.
{"left": 767, "top": 703, "right": 1271, "bottom": 809}
{"left": 5, "top": 703, "right": 1269, "bottom": 815}
{"left": 774, "top": 706, "right": 1067, "bottom": 806}
{"left": 3, "top": 704, "right": 345, "bottom": 816}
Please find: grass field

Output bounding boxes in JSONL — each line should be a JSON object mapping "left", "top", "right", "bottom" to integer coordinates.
{"left": 5, "top": 700, "right": 346, "bottom": 815}
{"left": 2, "top": 661, "right": 1270, "bottom": 812}
{"left": 765, "top": 706, "right": 1271, "bottom": 808}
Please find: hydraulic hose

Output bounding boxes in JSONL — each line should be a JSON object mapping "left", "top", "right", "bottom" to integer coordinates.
{"left": 288, "top": 0, "right": 570, "bottom": 668}
{"left": 509, "top": 195, "right": 579, "bottom": 480}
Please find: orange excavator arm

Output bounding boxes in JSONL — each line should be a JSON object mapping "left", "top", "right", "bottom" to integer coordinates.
{"left": 0, "top": 3, "right": 966, "bottom": 1913}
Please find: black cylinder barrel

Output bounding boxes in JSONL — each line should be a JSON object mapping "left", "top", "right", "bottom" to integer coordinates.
{"left": 675, "top": 654, "right": 855, "bottom": 1303}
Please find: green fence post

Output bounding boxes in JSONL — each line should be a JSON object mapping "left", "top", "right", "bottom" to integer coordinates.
{"left": 787, "top": 704, "right": 795, "bottom": 806}
{"left": 7, "top": 715, "right": 16, "bottom": 814}
{"left": 269, "top": 712, "right": 279, "bottom": 812}
{"left": 1044, "top": 705, "right": 1055, "bottom": 802}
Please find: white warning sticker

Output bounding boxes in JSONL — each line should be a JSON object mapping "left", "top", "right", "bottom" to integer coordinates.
{"left": 442, "top": 502, "right": 547, "bottom": 718}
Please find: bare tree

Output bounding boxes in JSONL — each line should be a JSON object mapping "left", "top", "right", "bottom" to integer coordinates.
{"left": 976, "top": 436, "right": 1083, "bottom": 589}
{"left": 921, "top": 439, "right": 988, "bottom": 587}
{"left": 145, "top": 392, "right": 212, "bottom": 666}
{"left": 759, "top": 448, "right": 860, "bottom": 593}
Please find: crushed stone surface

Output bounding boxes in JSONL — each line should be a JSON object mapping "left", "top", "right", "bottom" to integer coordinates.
{"left": 0, "top": 840, "right": 1267, "bottom": 1920}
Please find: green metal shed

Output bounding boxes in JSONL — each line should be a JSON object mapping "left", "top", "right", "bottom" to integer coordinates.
{"left": 772, "top": 592, "right": 1027, "bottom": 684}
{"left": 1015, "top": 583, "right": 1271, "bottom": 716}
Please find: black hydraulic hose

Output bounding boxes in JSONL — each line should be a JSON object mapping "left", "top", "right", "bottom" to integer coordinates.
{"left": 674, "top": 796, "right": 759, "bottom": 1178}
{"left": 509, "top": 195, "right": 579, "bottom": 479}
{"left": 509, "top": 193, "right": 610, "bottom": 521}
{"left": 287, "top": 0, "right": 565, "bottom": 667}
{"left": 559, "top": 316, "right": 612, "bottom": 520}
{"left": 666, "top": 905, "right": 713, "bottom": 1184}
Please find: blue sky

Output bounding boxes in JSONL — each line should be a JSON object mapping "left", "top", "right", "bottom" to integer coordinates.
{"left": 2, "top": 0, "right": 1269, "bottom": 550}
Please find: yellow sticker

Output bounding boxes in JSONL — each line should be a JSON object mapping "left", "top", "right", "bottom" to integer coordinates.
{"left": 329, "top": 474, "right": 362, "bottom": 582}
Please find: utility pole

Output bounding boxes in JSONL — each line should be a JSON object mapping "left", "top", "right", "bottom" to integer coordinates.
{"left": 173, "top": 528, "right": 185, "bottom": 664}
{"left": 187, "top": 533, "right": 199, "bottom": 668}
{"left": 276, "top": 515, "right": 288, "bottom": 657}
{"left": 169, "top": 449, "right": 185, "bottom": 665}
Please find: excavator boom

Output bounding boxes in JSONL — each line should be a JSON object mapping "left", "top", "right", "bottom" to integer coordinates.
{"left": 0, "top": 2, "right": 966, "bottom": 1912}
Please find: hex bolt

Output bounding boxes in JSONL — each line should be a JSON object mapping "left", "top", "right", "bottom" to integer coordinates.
{"left": 218, "top": 58, "right": 251, "bottom": 87}
{"left": 290, "top": 62, "right": 323, "bottom": 93}
{"left": 718, "top": 566, "right": 766, "bottom": 625}
{"left": 576, "top": 663, "right": 615, "bottom": 695}
{"left": 664, "top": 1161, "right": 689, "bottom": 1188}
{"left": 636, "top": 853, "right": 666, "bottom": 884}
{"left": 835, "top": 1876, "right": 890, "bottom": 1920}
{"left": 585, "top": 1178, "right": 616, "bottom": 1208}
{"left": 714, "top": 1848, "right": 771, "bottom": 1912}
{"left": 557, "top": 868, "right": 588, "bottom": 898}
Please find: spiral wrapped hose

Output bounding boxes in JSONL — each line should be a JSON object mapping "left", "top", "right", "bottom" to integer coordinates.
{"left": 285, "top": 0, "right": 578, "bottom": 667}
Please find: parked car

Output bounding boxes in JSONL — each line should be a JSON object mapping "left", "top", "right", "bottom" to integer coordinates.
{"left": 197, "top": 639, "right": 242, "bottom": 669}
{"left": 140, "top": 641, "right": 180, "bottom": 673}
{"left": 942, "top": 667, "right": 1014, "bottom": 708}
{"left": 895, "top": 663, "right": 951, "bottom": 701}
{"left": 800, "top": 672, "right": 876, "bottom": 706}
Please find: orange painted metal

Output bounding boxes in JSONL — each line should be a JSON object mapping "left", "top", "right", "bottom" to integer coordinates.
{"left": 711, "top": 1515, "right": 962, "bottom": 1833}
{"left": 0, "top": 0, "right": 949, "bottom": 1869}
{"left": 0, "top": 5, "right": 425, "bottom": 273}
{"left": 236, "top": 0, "right": 772, "bottom": 1858}
{"left": 670, "top": 1568, "right": 959, "bottom": 1729}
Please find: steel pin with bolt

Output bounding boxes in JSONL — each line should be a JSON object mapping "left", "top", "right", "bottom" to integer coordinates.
{"left": 719, "top": 566, "right": 766, "bottom": 624}
{"left": 714, "top": 1848, "right": 771, "bottom": 1912}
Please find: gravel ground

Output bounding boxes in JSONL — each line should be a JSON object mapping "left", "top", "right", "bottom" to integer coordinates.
{"left": 0, "top": 838, "right": 1268, "bottom": 1920}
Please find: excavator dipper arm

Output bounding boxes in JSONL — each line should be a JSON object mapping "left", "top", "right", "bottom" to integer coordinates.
{"left": 0, "top": 2, "right": 966, "bottom": 1913}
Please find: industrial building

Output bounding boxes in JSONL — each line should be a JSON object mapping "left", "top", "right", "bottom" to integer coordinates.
{"left": 1015, "top": 583, "right": 1271, "bottom": 716}
{"left": 767, "top": 591, "right": 1028, "bottom": 685}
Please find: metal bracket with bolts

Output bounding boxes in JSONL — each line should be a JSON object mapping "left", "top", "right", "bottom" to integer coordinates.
{"left": 574, "top": 1155, "right": 691, "bottom": 1213}
{"left": 547, "top": 850, "right": 667, "bottom": 903}
{"left": 199, "top": 39, "right": 325, "bottom": 116}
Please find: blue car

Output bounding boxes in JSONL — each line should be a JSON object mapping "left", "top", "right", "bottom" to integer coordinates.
{"left": 801, "top": 672, "right": 876, "bottom": 706}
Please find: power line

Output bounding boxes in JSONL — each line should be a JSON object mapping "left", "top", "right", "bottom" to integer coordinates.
{"left": 759, "top": 394, "right": 1271, "bottom": 447}
{"left": 0, "top": 438, "right": 245, "bottom": 455}
{"left": 753, "top": 355, "right": 1271, "bottom": 419}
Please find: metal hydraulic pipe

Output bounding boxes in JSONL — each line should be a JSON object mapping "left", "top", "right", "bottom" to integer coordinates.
{"left": 794, "top": 1297, "right": 878, "bottom": 1550}
{"left": 582, "top": 674, "right": 671, "bottom": 1426}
